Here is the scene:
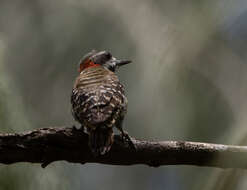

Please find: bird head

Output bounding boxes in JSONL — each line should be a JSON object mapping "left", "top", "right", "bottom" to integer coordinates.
{"left": 78, "top": 50, "right": 131, "bottom": 73}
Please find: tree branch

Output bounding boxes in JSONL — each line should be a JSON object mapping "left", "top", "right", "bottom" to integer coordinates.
{"left": 0, "top": 126, "right": 247, "bottom": 169}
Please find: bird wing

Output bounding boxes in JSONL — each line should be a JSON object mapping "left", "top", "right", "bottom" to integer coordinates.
{"left": 71, "top": 82, "right": 127, "bottom": 127}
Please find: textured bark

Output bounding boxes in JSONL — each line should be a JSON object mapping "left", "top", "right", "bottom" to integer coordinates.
{"left": 0, "top": 127, "right": 247, "bottom": 169}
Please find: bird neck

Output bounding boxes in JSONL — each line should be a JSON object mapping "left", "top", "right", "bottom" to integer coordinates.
{"left": 77, "top": 66, "right": 117, "bottom": 88}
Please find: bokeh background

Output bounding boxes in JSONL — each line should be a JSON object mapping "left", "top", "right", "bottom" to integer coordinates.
{"left": 0, "top": 0, "right": 247, "bottom": 189}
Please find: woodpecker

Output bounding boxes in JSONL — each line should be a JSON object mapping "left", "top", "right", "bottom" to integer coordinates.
{"left": 71, "top": 50, "right": 133, "bottom": 155}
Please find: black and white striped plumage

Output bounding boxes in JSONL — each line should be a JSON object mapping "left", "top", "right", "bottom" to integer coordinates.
{"left": 71, "top": 50, "right": 131, "bottom": 155}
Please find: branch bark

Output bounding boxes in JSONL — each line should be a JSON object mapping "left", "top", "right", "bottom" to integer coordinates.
{"left": 0, "top": 126, "right": 247, "bottom": 169}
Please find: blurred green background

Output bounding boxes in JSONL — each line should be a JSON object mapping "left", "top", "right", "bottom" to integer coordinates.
{"left": 0, "top": 0, "right": 247, "bottom": 189}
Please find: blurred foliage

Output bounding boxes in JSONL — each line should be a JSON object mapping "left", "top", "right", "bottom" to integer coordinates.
{"left": 0, "top": 90, "right": 9, "bottom": 131}
{"left": 164, "top": 65, "right": 234, "bottom": 143}
{"left": 0, "top": 0, "right": 247, "bottom": 190}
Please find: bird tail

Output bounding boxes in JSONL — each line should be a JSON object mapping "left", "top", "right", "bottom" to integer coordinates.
{"left": 89, "top": 127, "right": 114, "bottom": 156}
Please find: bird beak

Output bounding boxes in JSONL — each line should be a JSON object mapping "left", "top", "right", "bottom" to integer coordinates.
{"left": 115, "top": 60, "right": 132, "bottom": 67}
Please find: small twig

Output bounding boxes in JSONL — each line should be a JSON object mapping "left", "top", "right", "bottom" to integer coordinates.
{"left": 0, "top": 127, "right": 247, "bottom": 169}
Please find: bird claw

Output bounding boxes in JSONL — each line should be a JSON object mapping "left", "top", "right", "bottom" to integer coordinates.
{"left": 121, "top": 131, "right": 136, "bottom": 150}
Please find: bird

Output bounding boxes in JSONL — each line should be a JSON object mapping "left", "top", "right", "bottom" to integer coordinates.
{"left": 71, "top": 50, "right": 134, "bottom": 156}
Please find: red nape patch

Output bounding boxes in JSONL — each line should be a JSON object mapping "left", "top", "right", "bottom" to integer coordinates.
{"left": 78, "top": 60, "right": 100, "bottom": 72}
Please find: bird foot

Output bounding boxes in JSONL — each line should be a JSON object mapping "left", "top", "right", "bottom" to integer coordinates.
{"left": 120, "top": 131, "right": 136, "bottom": 150}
